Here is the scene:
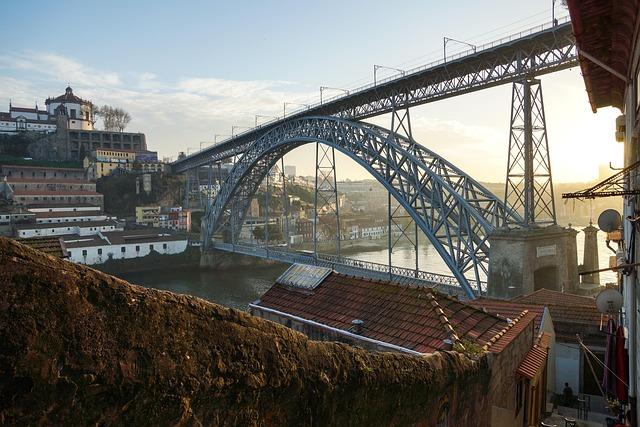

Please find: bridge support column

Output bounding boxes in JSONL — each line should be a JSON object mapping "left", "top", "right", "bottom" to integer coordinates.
{"left": 487, "top": 226, "right": 578, "bottom": 298}
{"left": 386, "top": 105, "right": 419, "bottom": 278}
{"left": 489, "top": 78, "right": 578, "bottom": 298}
{"left": 314, "top": 143, "right": 340, "bottom": 259}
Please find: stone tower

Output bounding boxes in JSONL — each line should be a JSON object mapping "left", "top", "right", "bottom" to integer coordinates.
{"left": 581, "top": 223, "right": 600, "bottom": 285}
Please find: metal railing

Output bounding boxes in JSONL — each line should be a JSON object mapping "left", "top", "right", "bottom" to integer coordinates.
{"left": 211, "top": 241, "right": 486, "bottom": 297}
{"left": 179, "top": 16, "right": 572, "bottom": 163}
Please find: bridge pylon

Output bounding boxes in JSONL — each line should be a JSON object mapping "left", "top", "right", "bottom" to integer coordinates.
{"left": 504, "top": 78, "right": 556, "bottom": 226}
{"left": 387, "top": 105, "right": 419, "bottom": 278}
{"left": 314, "top": 143, "right": 341, "bottom": 259}
{"left": 488, "top": 78, "right": 578, "bottom": 299}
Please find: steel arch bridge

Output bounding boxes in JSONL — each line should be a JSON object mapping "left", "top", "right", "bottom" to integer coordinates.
{"left": 202, "top": 116, "right": 522, "bottom": 298}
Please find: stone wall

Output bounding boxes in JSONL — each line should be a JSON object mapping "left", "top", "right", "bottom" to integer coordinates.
{"left": 487, "top": 317, "right": 535, "bottom": 427}
{"left": 0, "top": 238, "right": 491, "bottom": 426}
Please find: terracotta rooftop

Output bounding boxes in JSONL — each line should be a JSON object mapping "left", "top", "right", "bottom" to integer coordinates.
{"left": 1, "top": 164, "right": 84, "bottom": 171}
{"left": 511, "top": 288, "right": 605, "bottom": 345}
{"left": 7, "top": 178, "right": 91, "bottom": 184}
{"left": 485, "top": 310, "right": 537, "bottom": 354}
{"left": 467, "top": 297, "right": 546, "bottom": 334}
{"left": 35, "top": 211, "right": 106, "bottom": 219}
{"left": 12, "top": 189, "right": 102, "bottom": 196}
{"left": 517, "top": 332, "right": 551, "bottom": 381}
{"left": 567, "top": 0, "right": 639, "bottom": 112}
{"left": 255, "top": 272, "right": 513, "bottom": 354}
{"left": 511, "top": 288, "right": 596, "bottom": 307}
{"left": 17, "top": 237, "right": 67, "bottom": 258}
{"left": 15, "top": 220, "right": 119, "bottom": 231}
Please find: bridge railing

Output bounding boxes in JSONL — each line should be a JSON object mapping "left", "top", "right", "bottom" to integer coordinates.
{"left": 180, "top": 16, "right": 572, "bottom": 163}
{"left": 210, "top": 241, "right": 486, "bottom": 296}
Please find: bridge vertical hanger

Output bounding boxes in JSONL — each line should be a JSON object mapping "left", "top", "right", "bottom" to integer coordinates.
{"left": 281, "top": 157, "right": 291, "bottom": 251}
{"left": 504, "top": 78, "right": 556, "bottom": 226}
{"left": 314, "top": 143, "right": 341, "bottom": 260}
{"left": 387, "top": 104, "right": 420, "bottom": 277}
{"left": 264, "top": 166, "right": 270, "bottom": 256}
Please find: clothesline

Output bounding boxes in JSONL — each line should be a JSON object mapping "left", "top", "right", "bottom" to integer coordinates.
{"left": 577, "top": 334, "right": 629, "bottom": 389}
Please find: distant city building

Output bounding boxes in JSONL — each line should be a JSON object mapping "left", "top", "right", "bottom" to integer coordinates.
{"left": 284, "top": 165, "right": 296, "bottom": 178}
{"left": 0, "top": 163, "right": 104, "bottom": 209}
{"left": 135, "top": 205, "right": 191, "bottom": 232}
{"left": 0, "top": 164, "right": 86, "bottom": 180}
{"left": 85, "top": 149, "right": 164, "bottom": 178}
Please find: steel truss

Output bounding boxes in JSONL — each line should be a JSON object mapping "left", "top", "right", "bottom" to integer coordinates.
{"left": 201, "top": 117, "right": 521, "bottom": 298}
{"left": 562, "top": 159, "right": 640, "bottom": 199}
{"left": 173, "top": 22, "right": 576, "bottom": 173}
{"left": 505, "top": 78, "right": 556, "bottom": 226}
{"left": 314, "top": 143, "right": 340, "bottom": 258}
{"left": 387, "top": 106, "right": 419, "bottom": 276}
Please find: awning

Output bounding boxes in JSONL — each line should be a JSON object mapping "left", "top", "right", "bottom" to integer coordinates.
{"left": 517, "top": 332, "right": 550, "bottom": 382}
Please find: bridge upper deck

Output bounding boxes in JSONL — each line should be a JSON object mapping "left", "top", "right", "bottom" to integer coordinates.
{"left": 172, "top": 18, "right": 576, "bottom": 172}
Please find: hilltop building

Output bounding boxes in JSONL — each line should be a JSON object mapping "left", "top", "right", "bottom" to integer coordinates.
{"left": 1, "top": 87, "right": 147, "bottom": 161}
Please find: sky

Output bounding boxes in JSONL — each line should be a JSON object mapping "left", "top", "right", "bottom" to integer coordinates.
{"left": 0, "top": 0, "right": 623, "bottom": 183}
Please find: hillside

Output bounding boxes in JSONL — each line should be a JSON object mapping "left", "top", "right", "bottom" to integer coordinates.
{"left": 96, "top": 173, "right": 184, "bottom": 217}
{"left": 0, "top": 238, "right": 490, "bottom": 426}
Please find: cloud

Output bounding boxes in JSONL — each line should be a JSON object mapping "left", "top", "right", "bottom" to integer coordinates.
{"left": 0, "top": 50, "right": 315, "bottom": 160}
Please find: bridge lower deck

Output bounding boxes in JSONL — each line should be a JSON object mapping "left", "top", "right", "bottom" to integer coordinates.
{"left": 210, "top": 241, "right": 484, "bottom": 298}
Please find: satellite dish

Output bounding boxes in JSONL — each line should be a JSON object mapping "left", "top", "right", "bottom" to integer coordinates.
{"left": 596, "top": 288, "right": 624, "bottom": 314}
{"left": 598, "top": 209, "right": 622, "bottom": 233}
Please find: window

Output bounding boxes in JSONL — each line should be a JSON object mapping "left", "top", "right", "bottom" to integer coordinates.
{"left": 163, "top": 243, "right": 167, "bottom": 250}
{"left": 121, "top": 247, "right": 126, "bottom": 253}
{"left": 98, "top": 248, "right": 102, "bottom": 255}
{"left": 82, "top": 250, "right": 87, "bottom": 257}
{"left": 515, "top": 379, "right": 524, "bottom": 416}
{"left": 149, "top": 244, "right": 154, "bottom": 251}
{"left": 135, "top": 245, "right": 140, "bottom": 252}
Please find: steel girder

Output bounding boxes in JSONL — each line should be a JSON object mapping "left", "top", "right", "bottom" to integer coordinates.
{"left": 201, "top": 117, "right": 522, "bottom": 298}
{"left": 173, "top": 22, "right": 576, "bottom": 173}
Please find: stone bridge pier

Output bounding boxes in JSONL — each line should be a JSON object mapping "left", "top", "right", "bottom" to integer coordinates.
{"left": 487, "top": 226, "right": 578, "bottom": 299}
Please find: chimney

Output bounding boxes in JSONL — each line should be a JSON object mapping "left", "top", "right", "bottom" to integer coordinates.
{"left": 351, "top": 319, "right": 364, "bottom": 335}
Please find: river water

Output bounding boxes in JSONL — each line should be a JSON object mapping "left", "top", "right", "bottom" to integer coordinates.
{"left": 117, "top": 225, "right": 617, "bottom": 310}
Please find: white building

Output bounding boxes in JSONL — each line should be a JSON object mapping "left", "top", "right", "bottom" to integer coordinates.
{"left": 63, "top": 230, "right": 188, "bottom": 265}
{"left": 44, "top": 86, "right": 94, "bottom": 131}
{"left": 14, "top": 219, "right": 122, "bottom": 239}
{"left": 27, "top": 204, "right": 101, "bottom": 213}
{"left": 34, "top": 210, "right": 110, "bottom": 224}
{"left": 0, "top": 86, "right": 94, "bottom": 135}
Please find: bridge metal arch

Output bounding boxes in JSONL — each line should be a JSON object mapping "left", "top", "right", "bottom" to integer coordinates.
{"left": 202, "top": 116, "right": 521, "bottom": 297}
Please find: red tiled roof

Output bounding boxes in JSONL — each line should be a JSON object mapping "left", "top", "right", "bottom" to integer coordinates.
{"left": 12, "top": 189, "right": 102, "bottom": 196}
{"left": 517, "top": 332, "right": 550, "bottom": 381}
{"left": 486, "top": 311, "right": 537, "bottom": 354}
{"left": 468, "top": 297, "right": 546, "bottom": 333}
{"left": 510, "top": 288, "right": 601, "bottom": 327}
{"left": 35, "top": 210, "right": 105, "bottom": 218}
{"left": 255, "top": 272, "right": 509, "bottom": 354}
{"left": 9, "top": 106, "right": 48, "bottom": 114}
{"left": 566, "top": 0, "right": 639, "bottom": 112}
{"left": 510, "top": 288, "right": 605, "bottom": 345}
{"left": 7, "top": 178, "right": 91, "bottom": 184}
{"left": 17, "top": 237, "right": 67, "bottom": 258}
{"left": 511, "top": 288, "right": 596, "bottom": 307}
{"left": 1, "top": 164, "right": 84, "bottom": 171}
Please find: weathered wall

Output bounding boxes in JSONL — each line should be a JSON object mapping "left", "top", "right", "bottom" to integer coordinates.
{"left": 488, "top": 319, "right": 535, "bottom": 427}
{"left": 0, "top": 238, "right": 491, "bottom": 426}
{"left": 487, "top": 226, "right": 579, "bottom": 298}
